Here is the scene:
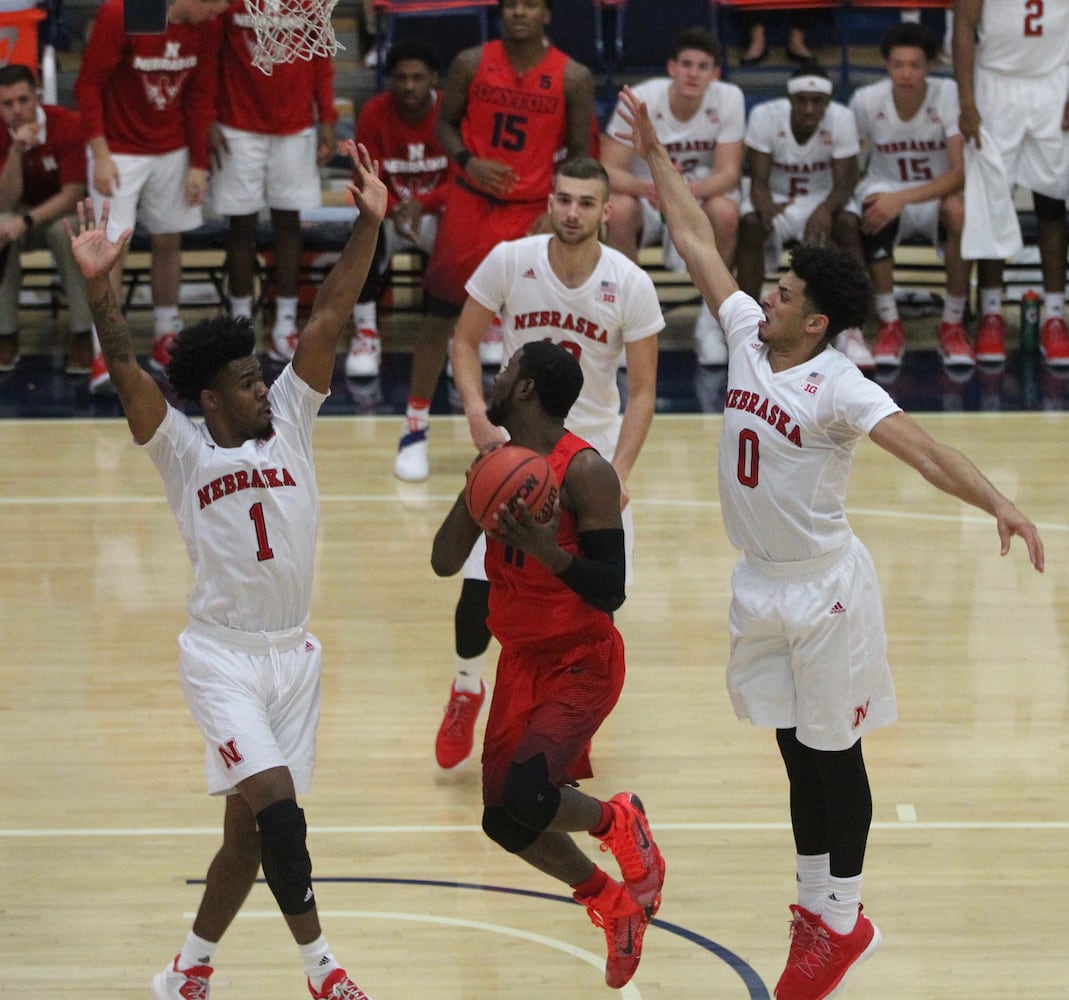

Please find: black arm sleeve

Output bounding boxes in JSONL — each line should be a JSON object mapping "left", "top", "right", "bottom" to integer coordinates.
{"left": 555, "top": 528, "right": 626, "bottom": 613}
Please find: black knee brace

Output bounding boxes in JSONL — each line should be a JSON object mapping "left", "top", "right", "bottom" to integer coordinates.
{"left": 501, "top": 753, "right": 561, "bottom": 834}
{"left": 482, "top": 805, "right": 541, "bottom": 854}
{"left": 1033, "top": 191, "right": 1067, "bottom": 224}
{"left": 455, "top": 578, "right": 491, "bottom": 659}
{"left": 257, "top": 799, "right": 315, "bottom": 916}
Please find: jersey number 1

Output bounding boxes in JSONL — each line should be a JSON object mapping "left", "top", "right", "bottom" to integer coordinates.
{"left": 249, "top": 502, "right": 275, "bottom": 561}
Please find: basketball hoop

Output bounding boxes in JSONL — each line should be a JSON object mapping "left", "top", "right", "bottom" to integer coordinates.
{"left": 244, "top": 0, "right": 343, "bottom": 75}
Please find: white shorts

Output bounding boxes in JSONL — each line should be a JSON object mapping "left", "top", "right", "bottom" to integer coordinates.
{"left": 856, "top": 185, "right": 942, "bottom": 249}
{"left": 740, "top": 193, "right": 862, "bottom": 273}
{"left": 975, "top": 65, "right": 1069, "bottom": 201}
{"left": 726, "top": 536, "right": 897, "bottom": 751}
{"left": 89, "top": 148, "right": 204, "bottom": 238}
{"left": 460, "top": 501, "right": 635, "bottom": 584}
{"left": 211, "top": 125, "right": 323, "bottom": 215}
{"left": 178, "top": 619, "right": 322, "bottom": 796}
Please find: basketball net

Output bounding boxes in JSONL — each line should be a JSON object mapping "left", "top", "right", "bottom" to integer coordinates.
{"left": 244, "top": 0, "right": 343, "bottom": 75}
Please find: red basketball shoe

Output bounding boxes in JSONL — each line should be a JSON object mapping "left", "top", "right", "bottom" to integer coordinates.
{"left": 775, "top": 904, "right": 881, "bottom": 1000}
{"left": 575, "top": 875, "right": 652, "bottom": 989}
{"left": 596, "top": 792, "right": 665, "bottom": 915}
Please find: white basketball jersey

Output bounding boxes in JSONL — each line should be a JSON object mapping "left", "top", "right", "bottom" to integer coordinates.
{"left": 850, "top": 77, "right": 960, "bottom": 199}
{"left": 717, "top": 291, "right": 901, "bottom": 563}
{"left": 466, "top": 234, "right": 664, "bottom": 457}
{"left": 977, "top": 0, "right": 1069, "bottom": 76}
{"left": 745, "top": 98, "right": 860, "bottom": 202}
{"left": 605, "top": 76, "right": 746, "bottom": 183}
{"left": 144, "top": 364, "right": 325, "bottom": 633}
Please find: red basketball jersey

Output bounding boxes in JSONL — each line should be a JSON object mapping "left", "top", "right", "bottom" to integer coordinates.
{"left": 461, "top": 40, "right": 568, "bottom": 204}
{"left": 486, "top": 433, "right": 611, "bottom": 647}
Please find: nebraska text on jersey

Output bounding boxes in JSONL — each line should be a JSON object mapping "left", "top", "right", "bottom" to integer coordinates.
{"left": 197, "top": 467, "right": 298, "bottom": 509}
{"left": 513, "top": 309, "right": 608, "bottom": 343}
{"left": 725, "top": 388, "right": 803, "bottom": 446}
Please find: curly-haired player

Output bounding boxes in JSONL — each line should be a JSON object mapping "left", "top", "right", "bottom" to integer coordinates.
{"left": 618, "top": 85, "right": 1045, "bottom": 1000}
{"left": 67, "top": 143, "right": 386, "bottom": 1000}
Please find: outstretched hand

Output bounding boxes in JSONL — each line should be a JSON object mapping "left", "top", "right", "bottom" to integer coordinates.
{"left": 344, "top": 141, "right": 388, "bottom": 225}
{"left": 614, "top": 86, "right": 659, "bottom": 160}
{"left": 64, "top": 200, "right": 132, "bottom": 281}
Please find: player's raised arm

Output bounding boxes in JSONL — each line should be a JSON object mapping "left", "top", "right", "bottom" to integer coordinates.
{"left": 615, "top": 86, "right": 739, "bottom": 315}
{"left": 66, "top": 200, "right": 167, "bottom": 444}
{"left": 291, "top": 142, "right": 386, "bottom": 394}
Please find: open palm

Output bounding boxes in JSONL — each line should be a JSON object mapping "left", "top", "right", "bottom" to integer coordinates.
{"left": 65, "top": 200, "right": 132, "bottom": 281}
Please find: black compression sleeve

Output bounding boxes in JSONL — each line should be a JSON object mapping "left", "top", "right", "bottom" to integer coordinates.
{"left": 555, "top": 528, "right": 626, "bottom": 612}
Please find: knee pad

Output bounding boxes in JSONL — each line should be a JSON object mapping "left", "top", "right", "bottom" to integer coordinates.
{"left": 1033, "top": 192, "right": 1066, "bottom": 224}
{"left": 256, "top": 799, "right": 315, "bottom": 916}
{"left": 482, "top": 805, "right": 540, "bottom": 854}
{"left": 859, "top": 217, "right": 898, "bottom": 264}
{"left": 501, "top": 753, "right": 560, "bottom": 834}
{"left": 455, "top": 578, "right": 491, "bottom": 659}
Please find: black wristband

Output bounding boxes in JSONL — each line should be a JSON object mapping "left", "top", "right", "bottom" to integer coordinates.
{"left": 454, "top": 149, "right": 472, "bottom": 170}
{"left": 22, "top": 213, "right": 33, "bottom": 231}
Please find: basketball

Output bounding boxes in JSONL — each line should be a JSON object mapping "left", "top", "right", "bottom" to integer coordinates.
{"left": 465, "top": 445, "right": 559, "bottom": 533}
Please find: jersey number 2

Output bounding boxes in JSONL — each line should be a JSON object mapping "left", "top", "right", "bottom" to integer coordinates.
{"left": 249, "top": 502, "right": 275, "bottom": 561}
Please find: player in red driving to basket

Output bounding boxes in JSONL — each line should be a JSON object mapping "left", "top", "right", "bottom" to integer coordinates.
{"left": 431, "top": 340, "right": 666, "bottom": 991}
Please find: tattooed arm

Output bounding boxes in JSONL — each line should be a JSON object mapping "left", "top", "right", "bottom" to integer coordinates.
{"left": 66, "top": 201, "right": 167, "bottom": 444}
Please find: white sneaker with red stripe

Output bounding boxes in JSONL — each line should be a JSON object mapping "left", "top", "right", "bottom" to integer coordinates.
{"left": 151, "top": 956, "right": 213, "bottom": 1000}
{"left": 345, "top": 328, "right": 382, "bottom": 378}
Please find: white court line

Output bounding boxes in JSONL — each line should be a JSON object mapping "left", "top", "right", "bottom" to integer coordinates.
{"left": 4, "top": 820, "right": 1069, "bottom": 837}
{"left": 202, "top": 910, "right": 643, "bottom": 1000}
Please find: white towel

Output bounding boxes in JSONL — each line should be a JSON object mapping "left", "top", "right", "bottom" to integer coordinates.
{"left": 962, "top": 126, "right": 1023, "bottom": 260}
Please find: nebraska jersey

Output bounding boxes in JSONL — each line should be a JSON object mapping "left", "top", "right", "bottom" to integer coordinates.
{"left": 850, "top": 77, "right": 960, "bottom": 199}
{"left": 143, "top": 365, "right": 325, "bottom": 633}
{"left": 485, "top": 433, "right": 611, "bottom": 646}
{"left": 462, "top": 40, "right": 569, "bottom": 203}
{"left": 604, "top": 76, "right": 745, "bottom": 183}
{"left": 217, "top": 0, "right": 336, "bottom": 135}
{"left": 745, "top": 98, "right": 860, "bottom": 202}
{"left": 976, "top": 0, "right": 1069, "bottom": 76}
{"left": 0, "top": 104, "right": 85, "bottom": 207}
{"left": 466, "top": 234, "right": 664, "bottom": 457}
{"left": 717, "top": 291, "right": 901, "bottom": 563}
{"left": 355, "top": 90, "right": 449, "bottom": 216}
{"left": 74, "top": 0, "right": 223, "bottom": 167}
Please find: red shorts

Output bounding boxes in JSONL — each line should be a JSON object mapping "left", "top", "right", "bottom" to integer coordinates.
{"left": 422, "top": 179, "right": 546, "bottom": 308}
{"left": 482, "top": 625, "right": 626, "bottom": 808}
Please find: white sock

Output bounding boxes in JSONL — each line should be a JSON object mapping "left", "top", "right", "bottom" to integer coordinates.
{"left": 823, "top": 874, "right": 863, "bottom": 935}
{"left": 91, "top": 324, "right": 102, "bottom": 357}
{"left": 874, "top": 293, "right": 898, "bottom": 325}
{"left": 454, "top": 653, "right": 485, "bottom": 693}
{"left": 942, "top": 294, "right": 967, "bottom": 326}
{"left": 230, "top": 295, "right": 253, "bottom": 320}
{"left": 353, "top": 301, "right": 377, "bottom": 334}
{"left": 178, "top": 930, "right": 217, "bottom": 970}
{"left": 276, "top": 296, "right": 299, "bottom": 328}
{"left": 795, "top": 853, "right": 830, "bottom": 915}
{"left": 154, "top": 306, "right": 180, "bottom": 339}
{"left": 1044, "top": 293, "right": 1065, "bottom": 322}
{"left": 980, "top": 287, "right": 1003, "bottom": 317}
{"left": 298, "top": 935, "right": 339, "bottom": 991}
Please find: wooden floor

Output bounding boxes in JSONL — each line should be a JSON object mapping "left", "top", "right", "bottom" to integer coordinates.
{"left": 2, "top": 413, "right": 1067, "bottom": 999}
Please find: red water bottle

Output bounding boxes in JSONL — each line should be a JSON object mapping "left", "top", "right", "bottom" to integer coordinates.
{"left": 1020, "top": 289, "right": 1041, "bottom": 354}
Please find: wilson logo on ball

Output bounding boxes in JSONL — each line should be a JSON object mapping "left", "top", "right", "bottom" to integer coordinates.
{"left": 465, "top": 445, "right": 559, "bottom": 533}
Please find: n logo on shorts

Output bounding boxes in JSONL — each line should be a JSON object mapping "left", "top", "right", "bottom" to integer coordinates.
{"left": 218, "top": 738, "right": 244, "bottom": 769}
